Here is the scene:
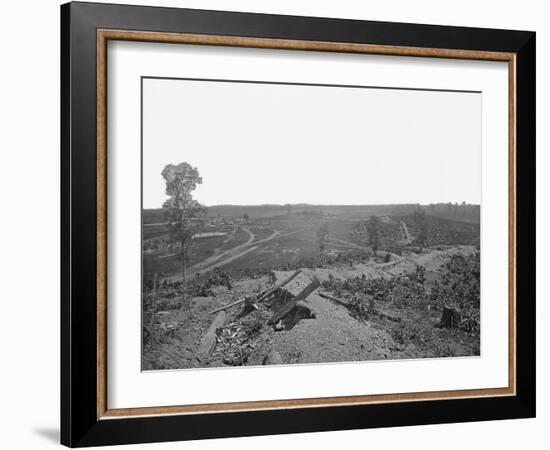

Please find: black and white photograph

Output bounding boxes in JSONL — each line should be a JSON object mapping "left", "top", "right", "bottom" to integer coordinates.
{"left": 141, "top": 77, "right": 482, "bottom": 370}
{"left": 0, "top": 0, "right": 543, "bottom": 447}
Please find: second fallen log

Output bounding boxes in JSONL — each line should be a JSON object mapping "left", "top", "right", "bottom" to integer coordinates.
{"left": 269, "top": 277, "right": 320, "bottom": 325}
{"left": 318, "top": 291, "right": 349, "bottom": 307}
{"left": 198, "top": 311, "right": 226, "bottom": 358}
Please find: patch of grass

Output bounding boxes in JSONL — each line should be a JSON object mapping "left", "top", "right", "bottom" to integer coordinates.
{"left": 346, "top": 295, "right": 375, "bottom": 321}
{"left": 186, "top": 269, "right": 233, "bottom": 297}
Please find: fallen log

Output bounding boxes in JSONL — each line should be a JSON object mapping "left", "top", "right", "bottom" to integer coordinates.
{"left": 377, "top": 311, "right": 402, "bottom": 323}
{"left": 208, "top": 297, "right": 247, "bottom": 315}
{"left": 269, "top": 277, "right": 320, "bottom": 325}
{"left": 318, "top": 291, "right": 350, "bottom": 307}
{"left": 198, "top": 311, "right": 226, "bottom": 357}
{"left": 209, "top": 270, "right": 301, "bottom": 314}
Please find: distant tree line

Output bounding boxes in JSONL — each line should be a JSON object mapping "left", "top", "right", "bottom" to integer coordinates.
{"left": 426, "top": 202, "right": 480, "bottom": 221}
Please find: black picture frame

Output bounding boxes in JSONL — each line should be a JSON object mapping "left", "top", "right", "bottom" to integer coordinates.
{"left": 61, "top": 1, "right": 535, "bottom": 447}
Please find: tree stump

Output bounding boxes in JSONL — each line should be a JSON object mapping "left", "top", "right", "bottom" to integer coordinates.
{"left": 438, "top": 306, "right": 461, "bottom": 328}
{"left": 262, "top": 350, "right": 283, "bottom": 365}
{"left": 237, "top": 295, "right": 260, "bottom": 318}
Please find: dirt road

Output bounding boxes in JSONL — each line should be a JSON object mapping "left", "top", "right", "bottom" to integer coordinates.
{"left": 185, "top": 228, "right": 311, "bottom": 279}
{"left": 400, "top": 221, "right": 412, "bottom": 242}
{"left": 181, "top": 227, "right": 255, "bottom": 276}
{"left": 174, "top": 227, "right": 283, "bottom": 280}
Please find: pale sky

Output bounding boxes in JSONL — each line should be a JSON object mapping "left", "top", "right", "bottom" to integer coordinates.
{"left": 142, "top": 77, "right": 481, "bottom": 208}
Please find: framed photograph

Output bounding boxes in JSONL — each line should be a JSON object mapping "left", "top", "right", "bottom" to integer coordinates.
{"left": 61, "top": 2, "right": 535, "bottom": 447}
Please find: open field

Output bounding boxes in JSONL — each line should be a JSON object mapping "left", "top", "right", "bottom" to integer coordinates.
{"left": 142, "top": 205, "right": 480, "bottom": 370}
{"left": 143, "top": 207, "right": 479, "bottom": 281}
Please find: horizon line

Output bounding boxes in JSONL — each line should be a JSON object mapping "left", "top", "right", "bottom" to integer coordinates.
{"left": 143, "top": 201, "right": 481, "bottom": 210}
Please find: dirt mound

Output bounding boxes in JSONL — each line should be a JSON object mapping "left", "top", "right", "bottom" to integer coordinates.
{"left": 246, "top": 271, "right": 394, "bottom": 365}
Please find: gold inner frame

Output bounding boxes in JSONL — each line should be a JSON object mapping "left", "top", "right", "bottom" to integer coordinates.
{"left": 96, "top": 29, "right": 517, "bottom": 420}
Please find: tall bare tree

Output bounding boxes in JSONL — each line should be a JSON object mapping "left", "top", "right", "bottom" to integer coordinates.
{"left": 161, "top": 162, "right": 206, "bottom": 285}
{"left": 367, "top": 215, "right": 380, "bottom": 256}
{"left": 317, "top": 223, "right": 329, "bottom": 257}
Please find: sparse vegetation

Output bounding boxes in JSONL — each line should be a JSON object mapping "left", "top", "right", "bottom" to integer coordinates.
{"left": 187, "top": 269, "right": 233, "bottom": 297}
{"left": 320, "top": 250, "right": 480, "bottom": 357}
{"left": 429, "top": 251, "right": 480, "bottom": 332}
{"left": 142, "top": 202, "right": 481, "bottom": 370}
